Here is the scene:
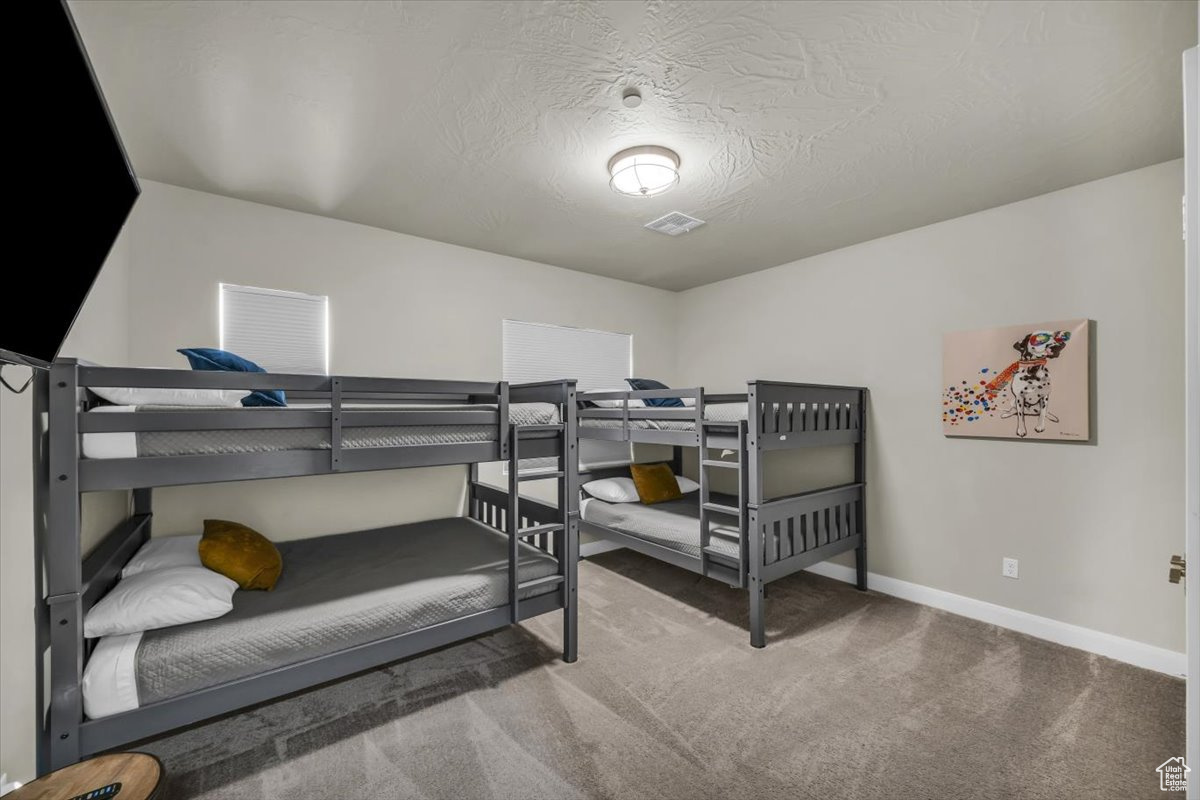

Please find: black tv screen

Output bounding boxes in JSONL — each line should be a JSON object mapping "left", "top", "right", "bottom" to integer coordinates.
{"left": 0, "top": 0, "right": 139, "bottom": 368}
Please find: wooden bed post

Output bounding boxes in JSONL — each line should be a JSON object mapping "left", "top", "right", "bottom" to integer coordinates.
{"left": 854, "top": 389, "right": 868, "bottom": 592}
{"left": 32, "top": 368, "right": 50, "bottom": 776}
{"left": 562, "top": 382, "right": 579, "bottom": 663}
{"left": 46, "top": 359, "right": 83, "bottom": 771}
{"left": 670, "top": 445, "right": 683, "bottom": 476}
{"left": 746, "top": 382, "right": 766, "bottom": 648}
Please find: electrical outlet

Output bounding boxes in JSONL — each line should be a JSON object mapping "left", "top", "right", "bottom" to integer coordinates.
{"left": 1002, "top": 557, "right": 1019, "bottom": 579}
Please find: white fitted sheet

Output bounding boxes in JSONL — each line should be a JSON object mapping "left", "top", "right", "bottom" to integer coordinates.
{"left": 82, "top": 631, "right": 142, "bottom": 718}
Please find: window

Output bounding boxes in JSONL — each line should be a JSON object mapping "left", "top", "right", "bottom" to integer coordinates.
{"left": 219, "top": 284, "right": 329, "bottom": 375}
{"left": 503, "top": 319, "right": 631, "bottom": 468}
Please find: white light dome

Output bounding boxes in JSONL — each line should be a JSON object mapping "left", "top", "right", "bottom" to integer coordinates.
{"left": 608, "top": 146, "right": 680, "bottom": 197}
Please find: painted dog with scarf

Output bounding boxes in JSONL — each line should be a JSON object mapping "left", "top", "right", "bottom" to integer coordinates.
{"left": 982, "top": 330, "right": 1072, "bottom": 437}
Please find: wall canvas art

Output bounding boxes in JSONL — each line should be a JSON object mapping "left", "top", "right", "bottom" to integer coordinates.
{"left": 943, "top": 318, "right": 1089, "bottom": 441}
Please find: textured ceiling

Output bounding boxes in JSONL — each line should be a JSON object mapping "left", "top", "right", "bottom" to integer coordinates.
{"left": 71, "top": 1, "right": 1196, "bottom": 291}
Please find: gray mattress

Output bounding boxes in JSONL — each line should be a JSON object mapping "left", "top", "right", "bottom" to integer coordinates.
{"left": 84, "top": 402, "right": 558, "bottom": 459}
{"left": 579, "top": 402, "right": 747, "bottom": 432}
{"left": 581, "top": 493, "right": 742, "bottom": 561}
{"left": 133, "top": 517, "right": 560, "bottom": 705}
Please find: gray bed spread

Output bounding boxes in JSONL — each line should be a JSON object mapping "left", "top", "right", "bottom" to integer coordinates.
{"left": 134, "top": 517, "right": 560, "bottom": 705}
{"left": 582, "top": 493, "right": 742, "bottom": 561}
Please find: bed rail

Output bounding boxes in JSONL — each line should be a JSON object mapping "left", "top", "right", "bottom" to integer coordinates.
{"left": 752, "top": 482, "right": 865, "bottom": 582}
{"left": 55, "top": 360, "right": 559, "bottom": 491}
{"left": 576, "top": 381, "right": 865, "bottom": 451}
{"left": 747, "top": 381, "right": 864, "bottom": 450}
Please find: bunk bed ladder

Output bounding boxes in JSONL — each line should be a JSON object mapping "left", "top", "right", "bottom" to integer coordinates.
{"left": 507, "top": 424, "right": 567, "bottom": 623}
{"left": 698, "top": 419, "right": 748, "bottom": 587}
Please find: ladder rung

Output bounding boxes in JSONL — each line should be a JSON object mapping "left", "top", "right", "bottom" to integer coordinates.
{"left": 702, "top": 545, "right": 739, "bottom": 562}
{"left": 702, "top": 502, "right": 740, "bottom": 516}
{"left": 514, "top": 424, "right": 564, "bottom": 434}
{"left": 517, "top": 574, "right": 565, "bottom": 591}
{"left": 516, "top": 523, "right": 563, "bottom": 539}
{"left": 701, "top": 459, "right": 738, "bottom": 469}
{"left": 517, "top": 471, "right": 564, "bottom": 481}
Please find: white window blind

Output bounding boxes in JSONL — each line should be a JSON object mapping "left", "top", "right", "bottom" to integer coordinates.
{"left": 219, "top": 284, "right": 329, "bottom": 375}
{"left": 503, "top": 320, "right": 631, "bottom": 469}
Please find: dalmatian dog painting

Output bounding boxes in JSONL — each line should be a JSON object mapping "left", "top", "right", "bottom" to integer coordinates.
{"left": 942, "top": 319, "right": 1089, "bottom": 441}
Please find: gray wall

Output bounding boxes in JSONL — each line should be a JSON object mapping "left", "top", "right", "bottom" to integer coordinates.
{"left": 122, "top": 181, "right": 677, "bottom": 539}
{"left": 676, "top": 159, "right": 1187, "bottom": 653}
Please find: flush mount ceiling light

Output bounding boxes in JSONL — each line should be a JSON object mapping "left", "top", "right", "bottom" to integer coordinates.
{"left": 608, "top": 145, "right": 680, "bottom": 197}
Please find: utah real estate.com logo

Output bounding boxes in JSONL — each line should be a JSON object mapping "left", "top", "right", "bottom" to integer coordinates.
{"left": 1157, "top": 757, "right": 1190, "bottom": 792}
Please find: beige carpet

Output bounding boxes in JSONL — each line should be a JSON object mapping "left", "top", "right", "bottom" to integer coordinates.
{"left": 140, "top": 550, "right": 1184, "bottom": 799}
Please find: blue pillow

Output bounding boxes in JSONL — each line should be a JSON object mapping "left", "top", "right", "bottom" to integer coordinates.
{"left": 177, "top": 348, "right": 286, "bottom": 407}
{"left": 626, "top": 378, "right": 684, "bottom": 408}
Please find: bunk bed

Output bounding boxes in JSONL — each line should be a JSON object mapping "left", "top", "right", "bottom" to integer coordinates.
{"left": 576, "top": 380, "right": 866, "bottom": 648}
{"left": 34, "top": 360, "right": 579, "bottom": 774}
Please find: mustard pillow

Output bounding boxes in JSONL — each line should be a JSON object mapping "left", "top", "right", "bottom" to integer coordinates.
{"left": 629, "top": 463, "right": 683, "bottom": 505}
{"left": 199, "top": 519, "right": 282, "bottom": 591}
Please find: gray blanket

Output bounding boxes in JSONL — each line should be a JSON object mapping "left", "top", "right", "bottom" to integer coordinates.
{"left": 582, "top": 493, "right": 742, "bottom": 561}
{"left": 135, "top": 517, "right": 560, "bottom": 704}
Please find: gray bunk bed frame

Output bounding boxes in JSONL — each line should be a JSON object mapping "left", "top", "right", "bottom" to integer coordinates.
{"left": 577, "top": 380, "right": 867, "bottom": 648}
{"left": 34, "top": 359, "right": 579, "bottom": 774}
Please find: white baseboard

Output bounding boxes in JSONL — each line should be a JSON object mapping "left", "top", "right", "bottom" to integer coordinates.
{"left": 805, "top": 561, "right": 1186, "bottom": 677}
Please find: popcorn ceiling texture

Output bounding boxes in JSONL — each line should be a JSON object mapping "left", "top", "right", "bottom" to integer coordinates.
{"left": 70, "top": 1, "right": 1195, "bottom": 290}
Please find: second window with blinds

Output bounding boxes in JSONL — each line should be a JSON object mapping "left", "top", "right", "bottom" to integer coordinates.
{"left": 219, "top": 283, "right": 330, "bottom": 375}
{"left": 502, "top": 319, "right": 631, "bottom": 468}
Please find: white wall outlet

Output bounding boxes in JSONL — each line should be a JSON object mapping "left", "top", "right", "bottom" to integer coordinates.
{"left": 1002, "top": 557, "right": 1019, "bottom": 579}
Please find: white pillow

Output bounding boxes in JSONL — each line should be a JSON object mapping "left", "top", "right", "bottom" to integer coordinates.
{"left": 90, "top": 386, "right": 249, "bottom": 407}
{"left": 84, "top": 566, "right": 237, "bottom": 638}
{"left": 582, "top": 477, "right": 640, "bottom": 503}
{"left": 582, "top": 389, "right": 646, "bottom": 409}
{"left": 584, "top": 474, "right": 700, "bottom": 502}
{"left": 121, "top": 535, "right": 202, "bottom": 578}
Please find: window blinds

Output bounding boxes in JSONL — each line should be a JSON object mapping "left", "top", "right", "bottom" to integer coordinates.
{"left": 219, "top": 284, "right": 328, "bottom": 375}
{"left": 502, "top": 319, "right": 632, "bottom": 468}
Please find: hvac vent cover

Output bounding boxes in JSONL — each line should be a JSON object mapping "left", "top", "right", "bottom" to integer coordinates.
{"left": 644, "top": 211, "right": 705, "bottom": 236}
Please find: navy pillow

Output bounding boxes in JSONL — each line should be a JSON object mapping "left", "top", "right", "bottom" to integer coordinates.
{"left": 626, "top": 378, "right": 684, "bottom": 408}
{"left": 177, "top": 348, "right": 286, "bottom": 407}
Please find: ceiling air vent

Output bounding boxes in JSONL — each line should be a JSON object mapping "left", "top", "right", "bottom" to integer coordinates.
{"left": 644, "top": 211, "right": 705, "bottom": 236}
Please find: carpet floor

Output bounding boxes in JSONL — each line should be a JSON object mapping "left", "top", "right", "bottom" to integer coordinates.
{"left": 139, "top": 550, "right": 1184, "bottom": 800}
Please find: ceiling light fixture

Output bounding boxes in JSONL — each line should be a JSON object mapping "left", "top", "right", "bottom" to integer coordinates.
{"left": 607, "top": 145, "right": 680, "bottom": 198}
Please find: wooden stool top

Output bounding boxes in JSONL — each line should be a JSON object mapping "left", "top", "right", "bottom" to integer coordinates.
{"left": 10, "top": 753, "right": 162, "bottom": 800}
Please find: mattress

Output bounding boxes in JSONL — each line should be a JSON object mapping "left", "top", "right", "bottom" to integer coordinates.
{"left": 579, "top": 402, "right": 747, "bottom": 432}
{"left": 82, "top": 517, "right": 560, "bottom": 718}
{"left": 82, "top": 402, "right": 559, "bottom": 459}
{"left": 581, "top": 493, "right": 742, "bottom": 561}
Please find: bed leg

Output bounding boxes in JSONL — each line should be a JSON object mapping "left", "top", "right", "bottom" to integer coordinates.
{"left": 562, "top": 515, "right": 579, "bottom": 663}
{"left": 749, "top": 577, "right": 766, "bottom": 648}
{"left": 855, "top": 544, "right": 868, "bottom": 591}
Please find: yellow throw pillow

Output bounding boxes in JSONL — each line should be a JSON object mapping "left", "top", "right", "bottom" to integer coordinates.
{"left": 629, "top": 463, "right": 683, "bottom": 505}
{"left": 199, "top": 519, "right": 282, "bottom": 591}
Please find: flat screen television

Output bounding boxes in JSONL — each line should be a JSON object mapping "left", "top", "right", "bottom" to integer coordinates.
{"left": 0, "top": 0, "right": 139, "bottom": 369}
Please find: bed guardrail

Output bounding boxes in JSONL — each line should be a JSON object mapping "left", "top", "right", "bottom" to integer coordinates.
{"left": 746, "top": 381, "right": 863, "bottom": 450}
{"left": 55, "top": 360, "right": 533, "bottom": 490}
